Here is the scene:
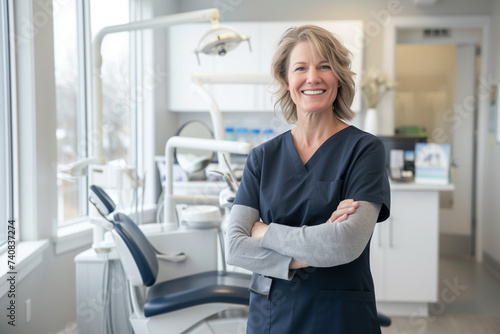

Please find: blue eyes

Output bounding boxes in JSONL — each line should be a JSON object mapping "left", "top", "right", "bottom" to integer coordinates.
{"left": 295, "top": 65, "right": 331, "bottom": 71}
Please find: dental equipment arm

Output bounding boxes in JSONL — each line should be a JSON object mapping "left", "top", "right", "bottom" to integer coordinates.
{"left": 87, "top": 8, "right": 254, "bottom": 248}
{"left": 191, "top": 73, "right": 272, "bottom": 171}
{"left": 91, "top": 9, "right": 222, "bottom": 161}
{"left": 222, "top": 151, "right": 239, "bottom": 190}
{"left": 164, "top": 136, "right": 251, "bottom": 231}
{"left": 191, "top": 73, "right": 272, "bottom": 142}
{"left": 58, "top": 157, "right": 102, "bottom": 177}
{"left": 209, "top": 169, "right": 237, "bottom": 193}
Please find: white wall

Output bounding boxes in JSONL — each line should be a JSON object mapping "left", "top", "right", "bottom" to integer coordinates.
{"left": 0, "top": 246, "right": 88, "bottom": 334}
{"left": 482, "top": 0, "right": 500, "bottom": 268}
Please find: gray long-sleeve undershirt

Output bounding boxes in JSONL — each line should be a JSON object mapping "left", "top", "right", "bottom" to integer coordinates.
{"left": 225, "top": 201, "right": 381, "bottom": 281}
{"left": 225, "top": 204, "right": 295, "bottom": 280}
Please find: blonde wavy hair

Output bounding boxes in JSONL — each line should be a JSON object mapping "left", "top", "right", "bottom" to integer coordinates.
{"left": 270, "top": 25, "right": 356, "bottom": 124}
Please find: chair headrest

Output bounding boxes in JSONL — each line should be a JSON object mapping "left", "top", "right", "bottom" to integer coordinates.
{"left": 113, "top": 212, "right": 159, "bottom": 286}
{"left": 89, "top": 185, "right": 116, "bottom": 216}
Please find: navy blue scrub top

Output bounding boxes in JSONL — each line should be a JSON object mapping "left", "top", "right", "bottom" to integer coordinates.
{"left": 234, "top": 126, "right": 391, "bottom": 334}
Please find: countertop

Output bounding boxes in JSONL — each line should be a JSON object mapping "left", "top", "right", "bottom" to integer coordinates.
{"left": 390, "top": 181, "right": 455, "bottom": 191}
{"left": 173, "top": 180, "right": 456, "bottom": 193}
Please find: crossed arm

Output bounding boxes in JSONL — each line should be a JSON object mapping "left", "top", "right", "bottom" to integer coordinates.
{"left": 225, "top": 200, "right": 380, "bottom": 280}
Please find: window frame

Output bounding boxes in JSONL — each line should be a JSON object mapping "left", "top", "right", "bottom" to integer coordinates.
{"left": 56, "top": 0, "right": 142, "bottom": 228}
{"left": 76, "top": 0, "right": 92, "bottom": 225}
{"left": 0, "top": 0, "right": 16, "bottom": 252}
{"left": 54, "top": 0, "right": 158, "bottom": 252}
{"left": 55, "top": 0, "right": 92, "bottom": 228}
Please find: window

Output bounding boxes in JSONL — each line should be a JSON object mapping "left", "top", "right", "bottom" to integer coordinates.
{"left": 89, "top": 0, "right": 135, "bottom": 164}
{"left": 0, "top": 0, "right": 13, "bottom": 247}
{"left": 54, "top": 0, "right": 135, "bottom": 225}
{"left": 54, "top": 0, "right": 88, "bottom": 224}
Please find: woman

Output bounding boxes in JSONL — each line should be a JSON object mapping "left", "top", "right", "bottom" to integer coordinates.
{"left": 225, "top": 25, "right": 390, "bottom": 333}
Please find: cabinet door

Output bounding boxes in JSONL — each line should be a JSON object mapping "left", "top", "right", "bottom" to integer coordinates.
{"left": 370, "top": 222, "right": 386, "bottom": 300}
{"left": 168, "top": 23, "right": 216, "bottom": 111}
{"left": 312, "top": 21, "right": 364, "bottom": 113}
{"left": 169, "top": 21, "right": 364, "bottom": 113}
{"left": 259, "top": 22, "right": 294, "bottom": 111}
{"left": 384, "top": 191, "right": 439, "bottom": 302}
{"left": 211, "top": 22, "right": 262, "bottom": 111}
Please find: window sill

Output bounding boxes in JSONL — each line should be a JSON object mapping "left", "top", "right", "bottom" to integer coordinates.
{"left": 0, "top": 240, "right": 50, "bottom": 298}
{"left": 53, "top": 205, "right": 157, "bottom": 255}
{"left": 54, "top": 221, "right": 94, "bottom": 255}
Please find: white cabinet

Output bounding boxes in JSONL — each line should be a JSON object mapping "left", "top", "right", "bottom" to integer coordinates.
{"left": 168, "top": 22, "right": 265, "bottom": 112}
{"left": 370, "top": 188, "right": 441, "bottom": 314}
{"left": 168, "top": 21, "right": 364, "bottom": 112}
{"left": 168, "top": 23, "right": 215, "bottom": 111}
{"left": 258, "top": 22, "right": 295, "bottom": 111}
{"left": 210, "top": 23, "right": 263, "bottom": 111}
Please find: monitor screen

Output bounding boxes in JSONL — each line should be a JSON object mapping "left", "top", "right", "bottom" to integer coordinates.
{"left": 378, "top": 136, "right": 428, "bottom": 167}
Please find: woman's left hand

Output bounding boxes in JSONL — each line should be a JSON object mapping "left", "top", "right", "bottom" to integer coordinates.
{"left": 251, "top": 221, "right": 268, "bottom": 240}
{"left": 329, "top": 199, "right": 359, "bottom": 223}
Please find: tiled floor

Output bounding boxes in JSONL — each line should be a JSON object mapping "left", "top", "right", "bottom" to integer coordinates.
{"left": 382, "top": 256, "right": 500, "bottom": 334}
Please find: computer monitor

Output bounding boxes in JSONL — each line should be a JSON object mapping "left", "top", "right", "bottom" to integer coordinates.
{"left": 378, "top": 136, "right": 428, "bottom": 180}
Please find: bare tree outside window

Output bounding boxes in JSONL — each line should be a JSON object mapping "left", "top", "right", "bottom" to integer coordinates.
{"left": 54, "top": 0, "right": 132, "bottom": 224}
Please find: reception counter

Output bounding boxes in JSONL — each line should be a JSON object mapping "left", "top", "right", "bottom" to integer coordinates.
{"left": 371, "top": 182, "right": 455, "bottom": 317}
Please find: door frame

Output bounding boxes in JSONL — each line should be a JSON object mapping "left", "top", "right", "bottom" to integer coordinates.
{"left": 381, "top": 16, "right": 491, "bottom": 262}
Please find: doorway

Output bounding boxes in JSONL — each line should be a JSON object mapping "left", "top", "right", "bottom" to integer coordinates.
{"left": 394, "top": 41, "right": 480, "bottom": 257}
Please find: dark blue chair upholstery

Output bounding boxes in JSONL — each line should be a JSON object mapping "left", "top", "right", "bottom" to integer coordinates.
{"left": 111, "top": 212, "right": 251, "bottom": 317}
{"left": 145, "top": 271, "right": 250, "bottom": 317}
{"left": 114, "top": 213, "right": 159, "bottom": 286}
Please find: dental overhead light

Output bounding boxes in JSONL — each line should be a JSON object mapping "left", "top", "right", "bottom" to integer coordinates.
{"left": 86, "top": 8, "right": 253, "bottom": 245}
{"left": 194, "top": 25, "right": 251, "bottom": 65}
{"left": 90, "top": 8, "right": 251, "bottom": 163}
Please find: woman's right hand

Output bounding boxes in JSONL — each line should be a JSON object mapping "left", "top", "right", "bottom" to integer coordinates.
{"left": 290, "top": 258, "right": 308, "bottom": 269}
{"left": 328, "top": 199, "right": 359, "bottom": 223}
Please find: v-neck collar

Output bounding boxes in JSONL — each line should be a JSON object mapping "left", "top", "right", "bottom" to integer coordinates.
{"left": 285, "top": 126, "right": 352, "bottom": 174}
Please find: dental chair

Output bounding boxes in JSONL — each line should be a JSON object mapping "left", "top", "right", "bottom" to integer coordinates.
{"left": 89, "top": 184, "right": 251, "bottom": 334}
{"left": 88, "top": 184, "right": 391, "bottom": 332}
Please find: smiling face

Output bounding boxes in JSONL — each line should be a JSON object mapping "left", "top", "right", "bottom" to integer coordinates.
{"left": 287, "top": 41, "right": 339, "bottom": 118}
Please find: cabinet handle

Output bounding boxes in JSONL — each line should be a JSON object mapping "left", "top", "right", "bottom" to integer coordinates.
{"left": 378, "top": 225, "right": 382, "bottom": 247}
{"left": 389, "top": 218, "right": 394, "bottom": 248}
{"left": 255, "top": 86, "right": 260, "bottom": 109}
